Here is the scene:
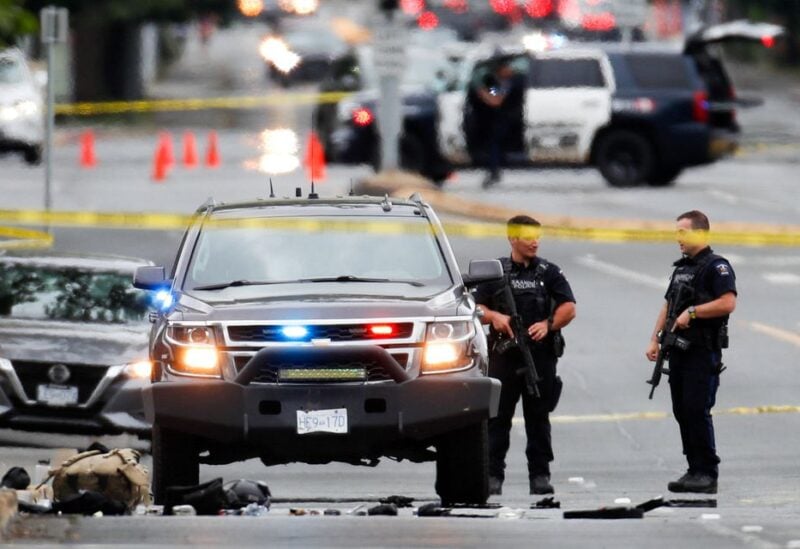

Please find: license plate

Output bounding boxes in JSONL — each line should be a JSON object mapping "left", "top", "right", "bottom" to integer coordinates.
{"left": 296, "top": 408, "right": 348, "bottom": 435}
{"left": 36, "top": 384, "right": 79, "bottom": 407}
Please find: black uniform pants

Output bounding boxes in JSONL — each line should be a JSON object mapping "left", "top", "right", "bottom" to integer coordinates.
{"left": 668, "top": 347, "right": 721, "bottom": 478}
{"left": 487, "top": 346, "right": 557, "bottom": 481}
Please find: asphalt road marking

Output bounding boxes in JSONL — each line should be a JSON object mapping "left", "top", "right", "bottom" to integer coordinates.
{"left": 762, "top": 273, "right": 800, "bottom": 285}
{"left": 575, "top": 254, "right": 666, "bottom": 290}
{"left": 748, "top": 322, "right": 800, "bottom": 347}
{"left": 509, "top": 404, "right": 800, "bottom": 426}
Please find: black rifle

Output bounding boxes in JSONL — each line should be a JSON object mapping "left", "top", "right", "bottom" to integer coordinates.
{"left": 647, "top": 283, "right": 692, "bottom": 399}
{"left": 494, "top": 273, "right": 542, "bottom": 397}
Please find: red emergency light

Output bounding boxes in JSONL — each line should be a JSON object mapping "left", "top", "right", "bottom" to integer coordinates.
{"left": 525, "top": 0, "right": 553, "bottom": 18}
{"left": 352, "top": 107, "right": 375, "bottom": 127}
{"left": 401, "top": 0, "right": 425, "bottom": 15}
{"left": 761, "top": 35, "right": 775, "bottom": 48}
{"left": 418, "top": 10, "right": 439, "bottom": 30}
{"left": 368, "top": 324, "right": 396, "bottom": 337}
{"left": 581, "top": 12, "right": 616, "bottom": 32}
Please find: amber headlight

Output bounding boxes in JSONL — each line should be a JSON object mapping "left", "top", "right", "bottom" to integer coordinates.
{"left": 166, "top": 324, "right": 220, "bottom": 376}
{"left": 421, "top": 321, "right": 474, "bottom": 374}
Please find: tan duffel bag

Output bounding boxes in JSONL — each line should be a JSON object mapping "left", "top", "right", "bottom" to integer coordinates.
{"left": 42, "top": 448, "right": 151, "bottom": 510}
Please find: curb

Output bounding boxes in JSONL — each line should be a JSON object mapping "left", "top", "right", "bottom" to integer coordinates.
{"left": 356, "top": 171, "right": 800, "bottom": 246}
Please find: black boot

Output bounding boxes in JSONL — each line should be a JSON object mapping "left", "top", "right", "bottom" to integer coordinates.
{"left": 488, "top": 476, "right": 503, "bottom": 496}
{"left": 667, "top": 472, "right": 694, "bottom": 493}
{"left": 530, "top": 475, "right": 554, "bottom": 495}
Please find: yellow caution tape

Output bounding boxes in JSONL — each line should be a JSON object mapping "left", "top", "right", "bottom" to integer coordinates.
{"left": 0, "top": 225, "right": 53, "bottom": 250}
{"left": 1, "top": 209, "right": 800, "bottom": 246}
{"left": 55, "top": 91, "right": 353, "bottom": 116}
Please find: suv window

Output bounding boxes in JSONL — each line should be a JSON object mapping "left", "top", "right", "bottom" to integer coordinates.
{"left": 530, "top": 58, "right": 605, "bottom": 88}
{"left": 622, "top": 54, "right": 694, "bottom": 90}
{"left": 185, "top": 215, "right": 452, "bottom": 297}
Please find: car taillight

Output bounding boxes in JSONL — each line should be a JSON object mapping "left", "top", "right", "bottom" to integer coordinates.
{"left": 692, "top": 91, "right": 709, "bottom": 123}
{"left": 762, "top": 35, "right": 775, "bottom": 48}
{"left": 352, "top": 107, "right": 374, "bottom": 127}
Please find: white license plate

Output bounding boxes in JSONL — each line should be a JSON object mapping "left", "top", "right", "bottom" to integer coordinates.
{"left": 36, "top": 384, "right": 79, "bottom": 407}
{"left": 296, "top": 408, "right": 348, "bottom": 435}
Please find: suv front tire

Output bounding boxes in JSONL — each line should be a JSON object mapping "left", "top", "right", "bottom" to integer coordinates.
{"left": 595, "top": 130, "right": 655, "bottom": 187}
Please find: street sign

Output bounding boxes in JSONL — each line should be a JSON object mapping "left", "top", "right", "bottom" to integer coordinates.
{"left": 40, "top": 6, "right": 69, "bottom": 44}
{"left": 373, "top": 20, "right": 406, "bottom": 77}
{"left": 607, "top": 0, "right": 648, "bottom": 28}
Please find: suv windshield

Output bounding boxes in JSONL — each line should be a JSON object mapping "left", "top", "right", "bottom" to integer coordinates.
{"left": 184, "top": 215, "right": 452, "bottom": 298}
{"left": 0, "top": 262, "right": 151, "bottom": 323}
{"left": 0, "top": 56, "right": 25, "bottom": 84}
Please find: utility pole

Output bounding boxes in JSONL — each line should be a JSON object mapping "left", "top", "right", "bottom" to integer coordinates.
{"left": 374, "top": 0, "right": 405, "bottom": 171}
{"left": 40, "top": 6, "right": 68, "bottom": 213}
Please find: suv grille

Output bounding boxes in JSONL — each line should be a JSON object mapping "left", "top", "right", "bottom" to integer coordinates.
{"left": 11, "top": 361, "right": 108, "bottom": 405}
{"left": 227, "top": 323, "right": 414, "bottom": 343}
{"left": 234, "top": 353, "right": 408, "bottom": 383}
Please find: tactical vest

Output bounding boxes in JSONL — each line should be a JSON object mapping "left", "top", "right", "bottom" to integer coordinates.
{"left": 498, "top": 256, "right": 551, "bottom": 324}
{"left": 668, "top": 250, "right": 729, "bottom": 350}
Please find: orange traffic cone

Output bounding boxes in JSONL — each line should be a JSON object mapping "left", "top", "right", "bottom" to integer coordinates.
{"left": 152, "top": 136, "right": 170, "bottom": 182}
{"left": 183, "top": 131, "right": 198, "bottom": 168}
{"left": 205, "top": 131, "right": 221, "bottom": 168}
{"left": 158, "top": 131, "right": 175, "bottom": 169}
{"left": 79, "top": 130, "right": 97, "bottom": 168}
{"left": 303, "top": 131, "right": 326, "bottom": 181}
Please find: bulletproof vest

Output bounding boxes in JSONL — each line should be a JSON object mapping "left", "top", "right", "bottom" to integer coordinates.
{"left": 497, "top": 256, "right": 551, "bottom": 326}
{"left": 668, "top": 250, "right": 728, "bottom": 348}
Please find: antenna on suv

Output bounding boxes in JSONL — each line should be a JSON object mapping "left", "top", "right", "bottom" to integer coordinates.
{"left": 309, "top": 180, "right": 319, "bottom": 200}
{"left": 269, "top": 178, "right": 275, "bottom": 198}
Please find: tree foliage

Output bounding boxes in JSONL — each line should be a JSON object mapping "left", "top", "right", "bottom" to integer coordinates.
{"left": 0, "top": 0, "right": 37, "bottom": 47}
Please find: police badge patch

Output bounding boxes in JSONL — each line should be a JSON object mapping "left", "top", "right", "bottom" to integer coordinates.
{"left": 716, "top": 263, "right": 730, "bottom": 276}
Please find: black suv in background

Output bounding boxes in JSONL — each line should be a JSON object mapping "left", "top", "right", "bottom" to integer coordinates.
{"left": 134, "top": 195, "right": 502, "bottom": 505}
{"left": 436, "top": 20, "right": 784, "bottom": 187}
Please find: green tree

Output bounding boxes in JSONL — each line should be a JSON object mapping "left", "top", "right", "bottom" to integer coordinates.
{"left": 0, "top": 0, "right": 37, "bottom": 48}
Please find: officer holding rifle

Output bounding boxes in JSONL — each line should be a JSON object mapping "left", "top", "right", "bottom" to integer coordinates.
{"left": 475, "top": 215, "right": 576, "bottom": 497}
{"left": 646, "top": 210, "right": 737, "bottom": 495}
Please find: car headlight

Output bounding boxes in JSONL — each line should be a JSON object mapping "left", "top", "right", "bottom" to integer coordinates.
{"left": 421, "top": 321, "right": 474, "bottom": 374}
{"left": 174, "top": 346, "right": 220, "bottom": 375}
{"left": 124, "top": 360, "right": 153, "bottom": 379}
{"left": 0, "top": 105, "right": 19, "bottom": 121}
{"left": 167, "top": 325, "right": 216, "bottom": 345}
{"left": 16, "top": 100, "right": 39, "bottom": 117}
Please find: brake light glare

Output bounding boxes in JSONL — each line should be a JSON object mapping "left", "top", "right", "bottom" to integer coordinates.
{"left": 352, "top": 107, "right": 374, "bottom": 127}
{"left": 692, "top": 91, "right": 709, "bottom": 123}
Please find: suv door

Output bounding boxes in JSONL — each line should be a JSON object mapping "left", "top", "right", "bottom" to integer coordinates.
{"left": 524, "top": 52, "right": 613, "bottom": 164}
{"left": 684, "top": 20, "right": 784, "bottom": 129}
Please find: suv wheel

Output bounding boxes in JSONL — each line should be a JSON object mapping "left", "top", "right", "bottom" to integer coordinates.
{"left": 648, "top": 166, "right": 682, "bottom": 187}
{"left": 596, "top": 130, "right": 654, "bottom": 187}
{"left": 435, "top": 420, "right": 489, "bottom": 505}
{"left": 151, "top": 424, "right": 200, "bottom": 504}
{"left": 24, "top": 146, "right": 42, "bottom": 166}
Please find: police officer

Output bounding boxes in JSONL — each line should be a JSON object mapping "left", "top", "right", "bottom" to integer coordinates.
{"left": 646, "top": 210, "right": 737, "bottom": 494}
{"left": 475, "top": 215, "right": 576, "bottom": 495}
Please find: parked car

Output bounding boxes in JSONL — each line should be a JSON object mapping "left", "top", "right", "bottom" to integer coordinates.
{"left": 260, "top": 20, "right": 348, "bottom": 87}
{"left": 436, "top": 20, "right": 784, "bottom": 187}
{"left": 0, "top": 252, "right": 155, "bottom": 436}
{"left": 313, "top": 44, "right": 455, "bottom": 183}
{"left": 134, "top": 195, "right": 502, "bottom": 505}
{"left": 0, "top": 48, "right": 43, "bottom": 165}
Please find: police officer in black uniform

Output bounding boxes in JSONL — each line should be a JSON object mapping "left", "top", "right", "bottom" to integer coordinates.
{"left": 474, "top": 215, "right": 576, "bottom": 496}
{"left": 646, "top": 210, "right": 737, "bottom": 494}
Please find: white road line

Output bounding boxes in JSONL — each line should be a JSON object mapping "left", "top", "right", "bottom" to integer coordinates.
{"left": 762, "top": 272, "right": 800, "bottom": 285}
{"left": 575, "top": 254, "right": 666, "bottom": 290}
{"left": 749, "top": 322, "right": 800, "bottom": 347}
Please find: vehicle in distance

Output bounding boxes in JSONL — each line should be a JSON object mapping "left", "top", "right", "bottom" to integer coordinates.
{"left": 135, "top": 194, "right": 502, "bottom": 505}
{"left": 436, "top": 20, "right": 784, "bottom": 187}
{"left": 0, "top": 252, "right": 154, "bottom": 436}
{"left": 0, "top": 48, "right": 44, "bottom": 165}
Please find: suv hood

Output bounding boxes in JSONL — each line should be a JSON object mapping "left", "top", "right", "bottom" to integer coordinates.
{"left": 172, "top": 288, "right": 468, "bottom": 323}
{"left": 0, "top": 319, "right": 149, "bottom": 364}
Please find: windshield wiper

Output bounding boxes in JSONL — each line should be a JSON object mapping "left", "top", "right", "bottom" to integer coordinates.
{"left": 192, "top": 279, "right": 286, "bottom": 291}
{"left": 299, "top": 276, "right": 424, "bottom": 287}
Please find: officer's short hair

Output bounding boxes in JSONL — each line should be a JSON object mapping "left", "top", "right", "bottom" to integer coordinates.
{"left": 507, "top": 215, "right": 541, "bottom": 238}
{"left": 676, "top": 210, "right": 710, "bottom": 231}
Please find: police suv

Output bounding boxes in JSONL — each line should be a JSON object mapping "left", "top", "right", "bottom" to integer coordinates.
{"left": 134, "top": 194, "right": 502, "bottom": 505}
{"left": 437, "top": 21, "right": 783, "bottom": 187}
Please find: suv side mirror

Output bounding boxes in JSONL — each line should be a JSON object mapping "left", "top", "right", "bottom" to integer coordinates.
{"left": 133, "top": 266, "right": 168, "bottom": 290}
{"left": 462, "top": 259, "right": 503, "bottom": 287}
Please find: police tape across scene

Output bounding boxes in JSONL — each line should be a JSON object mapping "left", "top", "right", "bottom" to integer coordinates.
{"left": 2, "top": 209, "right": 800, "bottom": 248}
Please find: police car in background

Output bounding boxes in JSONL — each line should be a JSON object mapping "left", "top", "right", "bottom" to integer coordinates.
{"left": 436, "top": 21, "right": 783, "bottom": 187}
{"left": 0, "top": 48, "right": 44, "bottom": 165}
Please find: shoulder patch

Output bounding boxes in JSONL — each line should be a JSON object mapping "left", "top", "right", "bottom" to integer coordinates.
{"left": 716, "top": 263, "right": 731, "bottom": 276}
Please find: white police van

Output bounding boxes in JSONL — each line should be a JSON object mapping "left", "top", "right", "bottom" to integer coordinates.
{"left": 436, "top": 21, "right": 783, "bottom": 187}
